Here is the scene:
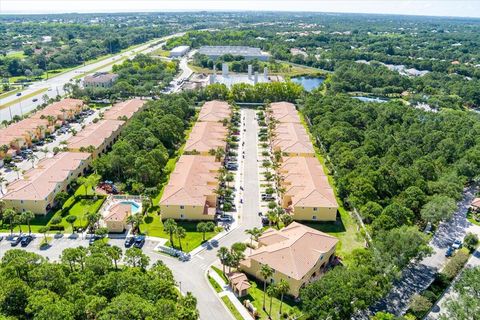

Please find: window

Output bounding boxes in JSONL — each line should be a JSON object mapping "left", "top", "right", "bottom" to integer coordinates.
{"left": 313, "top": 207, "right": 318, "bottom": 211}
{"left": 180, "top": 205, "right": 185, "bottom": 209}
{"left": 312, "top": 215, "right": 317, "bottom": 220}
{"left": 180, "top": 214, "right": 184, "bottom": 218}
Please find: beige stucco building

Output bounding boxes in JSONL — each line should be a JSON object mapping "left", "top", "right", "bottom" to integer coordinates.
{"left": 67, "top": 119, "right": 125, "bottom": 158}
{"left": 103, "top": 99, "right": 146, "bottom": 120}
{"left": 268, "top": 102, "right": 301, "bottom": 123}
{"left": 183, "top": 121, "right": 229, "bottom": 156}
{"left": 197, "top": 100, "right": 232, "bottom": 122}
{"left": 104, "top": 202, "right": 131, "bottom": 232}
{"left": 279, "top": 157, "right": 338, "bottom": 221}
{"left": 240, "top": 222, "right": 338, "bottom": 297}
{"left": 2, "top": 152, "right": 92, "bottom": 215}
{"left": 271, "top": 122, "right": 315, "bottom": 157}
{"left": 160, "top": 155, "right": 221, "bottom": 221}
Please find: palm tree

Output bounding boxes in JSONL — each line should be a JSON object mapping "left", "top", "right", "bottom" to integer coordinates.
{"left": 12, "top": 166, "right": 21, "bottom": 179}
{"left": 27, "top": 153, "right": 38, "bottom": 168}
{"left": 21, "top": 210, "right": 35, "bottom": 234}
{"left": 277, "top": 279, "right": 290, "bottom": 316}
{"left": 108, "top": 245, "right": 123, "bottom": 270}
{"left": 86, "top": 211, "right": 101, "bottom": 233}
{"left": 39, "top": 226, "right": 49, "bottom": 244}
{"left": 260, "top": 264, "right": 274, "bottom": 310}
{"left": 245, "top": 227, "right": 263, "bottom": 248}
{"left": 4, "top": 209, "right": 17, "bottom": 235}
{"left": 163, "top": 218, "right": 177, "bottom": 247}
{"left": 225, "top": 173, "right": 235, "bottom": 188}
{"left": 40, "top": 147, "right": 49, "bottom": 159}
{"left": 126, "top": 214, "right": 138, "bottom": 235}
{"left": 267, "top": 283, "right": 277, "bottom": 317}
{"left": 14, "top": 214, "right": 24, "bottom": 234}
{"left": 217, "top": 246, "right": 230, "bottom": 275}
{"left": 214, "top": 147, "right": 225, "bottom": 162}
{"left": 176, "top": 226, "right": 186, "bottom": 251}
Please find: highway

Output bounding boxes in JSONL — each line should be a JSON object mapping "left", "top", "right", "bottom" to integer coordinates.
{"left": 0, "top": 32, "right": 184, "bottom": 121}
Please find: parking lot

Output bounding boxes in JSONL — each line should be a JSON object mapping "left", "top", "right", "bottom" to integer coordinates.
{"left": 0, "top": 108, "right": 99, "bottom": 190}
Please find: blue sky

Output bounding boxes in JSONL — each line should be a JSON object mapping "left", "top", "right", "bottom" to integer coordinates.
{"left": 1, "top": 1, "right": 480, "bottom": 18}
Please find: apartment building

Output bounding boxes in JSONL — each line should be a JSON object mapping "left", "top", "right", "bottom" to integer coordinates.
{"left": 2, "top": 152, "right": 92, "bottom": 215}
{"left": 197, "top": 100, "right": 232, "bottom": 122}
{"left": 279, "top": 157, "right": 338, "bottom": 221}
{"left": 66, "top": 120, "right": 124, "bottom": 158}
{"left": 271, "top": 122, "right": 315, "bottom": 157}
{"left": 32, "top": 98, "right": 85, "bottom": 123}
{"left": 268, "top": 101, "right": 301, "bottom": 123}
{"left": 240, "top": 222, "right": 338, "bottom": 297}
{"left": 160, "top": 155, "right": 221, "bottom": 221}
{"left": 102, "top": 99, "right": 146, "bottom": 120}
{"left": 184, "top": 121, "right": 229, "bottom": 155}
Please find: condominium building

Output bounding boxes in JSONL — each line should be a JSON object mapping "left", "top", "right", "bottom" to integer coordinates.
{"left": 197, "top": 100, "right": 232, "bottom": 122}
{"left": 269, "top": 102, "right": 301, "bottom": 123}
{"left": 240, "top": 222, "right": 338, "bottom": 297}
{"left": 279, "top": 157, "right": 338, "bottom": 221}
{"left": 160, "top": 155, "right": 221, "bottom": 221}
{"left": 32, "top": 98, "right": 85, "bottom": 123}
{"left": 184, "top": 121, "right": 228, "bottom": 155}
{"left": 1, "top": 152, "right": 92, "bottom": 215}
{"left": 271, "top": 122, "right": 315, "bottom": 157}
{"left": 103, "top": 99, "right": 146, "bottom": 120}
{"left": 66, "top": 120, "right": 125, "bottom": 158}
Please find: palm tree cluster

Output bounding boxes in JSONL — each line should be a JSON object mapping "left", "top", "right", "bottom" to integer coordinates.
{"left": 216, "top": 242, "right": 247, "bottom": 275}
{"left": 0, "top": 205, "right": 36, "bottom": 235}
{"left": 162, "top": 218, "right": 187, "bottom": 251}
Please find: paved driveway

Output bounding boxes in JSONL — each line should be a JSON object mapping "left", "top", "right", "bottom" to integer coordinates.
{"left": 0, "top": 108, "right": 263, "bottom": 320}
{"left": 361, "top": 184, "right": 478, "bottom": 318}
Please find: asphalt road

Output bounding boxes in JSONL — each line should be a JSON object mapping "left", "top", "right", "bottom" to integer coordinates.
{"left": 0, "top": 108, "right": 263, "bottom": 320}
{"left": 0, "top": 32, "right": 184, "bottom": 121}
{"left": 361, "top": 184, "right": 478, "bottom": 318}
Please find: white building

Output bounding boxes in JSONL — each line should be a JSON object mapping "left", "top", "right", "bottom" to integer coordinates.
{"left": 198, "top": 46, "right": 269, "bottom": 61}
{"left": 169, "top": 46, "right": 190, "bottom": 58}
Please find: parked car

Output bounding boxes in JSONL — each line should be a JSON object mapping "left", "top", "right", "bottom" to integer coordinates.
{"left": 124, "top": 236, "right": 135, "bottom": 247}
{"left": 217, "top": 214, "right": 233, "bottom": 222}
{"left": 179, "top": 253, "right": 191, "bottom": 261}
{"left": 13, "top": 156, "right": 23, "bottom": 163}
{"left": 32, "top": 98, "right": 38, "bottom": 102}
{"left": 445, "top": 246, "right": 454, "bottom": 257}
{"left": 261, "top": 216, "right": 269, "bottom": 226}
{"left": 10, "top": 236, "right": 22, "bottom": 246}
{"left": 261, "top": 194, "right": 275, "bottom": 201}
{"left": 133, "top": 235, "right": 146, "bottom": 248}
{"left": 226, "top": 164, "right": 238, "bottom": 171}
{"left": 20, "top": 235, "right": 33, "bottom": 247}
{"left": 452, "top": 239, "right": 462, "bottom": 250}
{"left": 89, "top": 235, "right": 103, "bottom": 245}
{"left": 16, "top": 92, "right": 22, "bottom": 96}
{"left": 0, "top": 236, "right": 4, "bottom": 242}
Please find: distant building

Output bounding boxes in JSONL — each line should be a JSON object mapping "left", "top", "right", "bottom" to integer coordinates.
{"left": 169, "top": 45, "right": 190, "bottom": 58}
{"left": 84, "top": 73, "right": 118, "bottom": 88}
{"left": 198, "top": 46, "right": 269, "bottom": 61}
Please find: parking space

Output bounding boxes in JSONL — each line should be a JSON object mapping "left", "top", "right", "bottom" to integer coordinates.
{"left": 0, "top": 108, "right": 99, "bottom": 190}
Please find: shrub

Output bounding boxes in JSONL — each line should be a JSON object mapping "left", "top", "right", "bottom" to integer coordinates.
{"left": 409, "top": 294, "right": 432, "bottom": 315}
{"left": 464, "top": 232, "right": 479, "bottom": 252}
{"left": 441, "top": 248, "right": 469, "bottom": 280}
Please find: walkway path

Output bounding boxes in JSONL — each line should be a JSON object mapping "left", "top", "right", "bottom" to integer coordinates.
{"left": 363, "top": 184, "right": 478, "bottom": 318}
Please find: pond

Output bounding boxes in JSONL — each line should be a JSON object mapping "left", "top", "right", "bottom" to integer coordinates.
{"left": 291, "top": 76, "right": 325, "bottom": 92}
{"left": 354, "top": 96, "right": 389, "bottom": 103}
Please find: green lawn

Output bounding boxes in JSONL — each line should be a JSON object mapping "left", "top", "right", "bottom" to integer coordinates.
{"left": 139, "top": 215, "right": 218, "bottom": 252}
{"left": 6, "top": 50, "right": 26, "bottom": 59}
{"left": 53, "top": 197, "right": 106, "bottom": 232}
{"left": 467, "top": 210, "right": 480, "bottom": 226}
{"left": 208, "top": 275, "right": 223, "bottom": 293}
{"left": 221, "top": 296, "right": 243, "bottom": 320}
{"left": 239, "top": 281, "right": 303, "bottom": 320}
{"left": 212, "top": 265, "right": 228, "bottom": 282}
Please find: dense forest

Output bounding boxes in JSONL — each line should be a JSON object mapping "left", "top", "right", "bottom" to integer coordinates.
{"left": 0, "top": 246, "right": 199, "bottom": 319}
{"left": 297, "top": 93, "right": 480, "bottom": 318}
{"left": 93, "top": 94, "right": 196, "bottom": 194}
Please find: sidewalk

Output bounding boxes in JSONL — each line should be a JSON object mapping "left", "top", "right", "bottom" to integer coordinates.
{"left": 209, "top": 268, "right": 254, "bottom": 320}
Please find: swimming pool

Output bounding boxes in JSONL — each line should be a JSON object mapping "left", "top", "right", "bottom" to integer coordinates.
{"left": 119, "top": 201, "right": 141, "bottom": 214}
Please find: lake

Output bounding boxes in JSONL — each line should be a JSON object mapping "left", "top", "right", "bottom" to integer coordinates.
{"left": 291, "top": 76, "right": 325, "bottom": 92}
{"left": 354, "top": 96, "right": 389, "bottom": 103}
